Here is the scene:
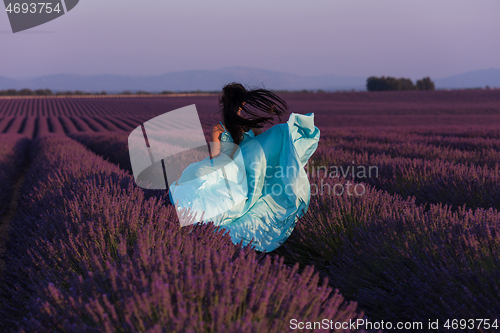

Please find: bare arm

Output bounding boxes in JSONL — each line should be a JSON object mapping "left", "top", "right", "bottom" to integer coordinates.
{"left": 210, "top": 124, "right": 223, "bottom": 158}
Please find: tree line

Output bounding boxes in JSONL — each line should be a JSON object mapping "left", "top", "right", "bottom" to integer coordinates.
{"left": 366, "top": 76, "right": 435, "bottom": 91}
{"left": 0, "top": 89, "right": 108, "bottom": 96}
{"left": 0, "top": 89, "right": 219, "bottom": 96}
{"left": 0, "top": 88, "right": 340, "bottom": 96}
{"left": 1, "top": 82, "right": 437, "bottom": 96}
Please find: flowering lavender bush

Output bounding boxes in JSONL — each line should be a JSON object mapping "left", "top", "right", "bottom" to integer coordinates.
{"left": 327, "top": 136, "right": 500, "bottom": 168}
{"left": 21, "top": 117, "right": 36, "bottom": 138}
{"left": 4, "top": 117, "right": 24, "bottom": 134}
{"left": 1, "top": 136, "right": 366, "bottom": 332}
{"left": 312, "top": 145, "right": 500, "bottom": 211}
{"left": 0, "top": 134, "right": 30, "bottom": 216}
{"left": 274, "top": 175, "right": 500, "bottom": 326}
{"left": 0, "top": 117, "right": 14, "bottom": 133}
{"left": 91, "top": 116, "right": 123, "bottom": 131}
{"left": 78, "top": 116, "right": 107, "bottom": 132}
{"left": 37, "top": 117, "right": 50, "bottom": 137}
{"left": 70, "top": 116, "right": 94, "bottom": 132}
{"left": 69, "top": 132, "right": 132, "bottom": 173}
{"left": 47, "top": 116, "right": 66, "bottom": 134}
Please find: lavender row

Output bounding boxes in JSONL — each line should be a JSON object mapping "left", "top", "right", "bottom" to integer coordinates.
{"left": 69, "top": 132, "right": 133, "bottom": 173}
{"left": 1, "top": 136, "right": 366, "bottom": 332}
{"left": 311, "top": 146, "right": 500, "bottom": 211}
{"left": 322, "top": 127, "right": 500, "bottom": 152}
{"left": 417, "top": 135, "right": 500, "bottom": 152}
{"left": 407, "top": 126, "right": 500, "bottom": 139}
{"left": 0, "top": 116, "right": 135, "bottom": 138}
{"left": 273, "top": 176, "right": 500, "bottom": 326}
{"left": 321, "top": 126, "right": 500, "bottom": 142}
{"left": 0, "top": 134, "right": 30, "bottom": 216}
{"left": 70, "top": 132, "right": 213, "bottom": 184}
{"left": 329, "top": 138, "right": 500, "bottom": 168}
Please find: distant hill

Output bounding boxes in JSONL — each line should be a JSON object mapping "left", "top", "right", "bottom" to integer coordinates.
{"left": 1, "top": 67, "right": 498, "bottom": 92}
{"left": 434, "top": 68, "right": 500, "bottom": 89}
{"left": 0, "top": 67, "right": 366, "bottom": 93}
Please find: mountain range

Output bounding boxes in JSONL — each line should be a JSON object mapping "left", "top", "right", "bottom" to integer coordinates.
{"left": 0, "top": 67, "right": 498, "bottom": 92}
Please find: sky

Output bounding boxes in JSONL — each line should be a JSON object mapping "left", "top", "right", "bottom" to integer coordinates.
{"left": 1, "top": 0, "right": 499, "bottom": 81}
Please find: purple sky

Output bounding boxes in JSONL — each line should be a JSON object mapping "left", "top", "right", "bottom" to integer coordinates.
{"left": 1, "top": 0, "right": 499, "bottom": 80}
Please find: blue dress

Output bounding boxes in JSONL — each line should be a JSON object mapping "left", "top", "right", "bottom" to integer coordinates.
{"left": 169, "top": 113, "right": 320, "bottom": 252}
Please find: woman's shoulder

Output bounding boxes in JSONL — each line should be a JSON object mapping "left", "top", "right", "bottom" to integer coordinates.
{"left": 211, "top": 122, "right": 225, "bottom": 134}
{"left": 250, "top": 127, "right": 263, "bottom": 136}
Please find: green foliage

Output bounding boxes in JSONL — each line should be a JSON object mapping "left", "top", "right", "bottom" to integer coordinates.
{"left": 416, "top": 77, "right": 435, "bottom": 91}
{"left": 366, "top": 76, "right": 416, "bottom": 91}
{"left": 19, "top": 88, "right": 36, "bottom": 96}
{"left": 35, "top": 89, "right": 53, "bottom": 95}
{"left": 399, "top": 78, "right": 415, "bottom": 91}
{"left": 0, "top": 88, "right": 51, "bottom": 96}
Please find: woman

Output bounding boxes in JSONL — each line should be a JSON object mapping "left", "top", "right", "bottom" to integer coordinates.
{"left": 169, "top": 83, "right": 320, "bottom": 252}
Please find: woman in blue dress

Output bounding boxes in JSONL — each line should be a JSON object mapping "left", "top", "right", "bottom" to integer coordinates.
{"left": 169, "top": 83, "right": 320, "bottom": 252}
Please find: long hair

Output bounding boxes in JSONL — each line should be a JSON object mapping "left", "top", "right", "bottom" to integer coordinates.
{"left": 219, "top": 82, "right": 288, "bottom": 145}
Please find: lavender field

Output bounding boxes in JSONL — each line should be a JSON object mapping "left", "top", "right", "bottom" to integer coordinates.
{"left": 1, "top": 91, "right": 500, "bottom": 332}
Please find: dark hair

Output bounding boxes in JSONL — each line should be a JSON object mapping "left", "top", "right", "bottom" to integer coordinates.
{"left": 219, "top": 82, "right": 288, "bottom": 145}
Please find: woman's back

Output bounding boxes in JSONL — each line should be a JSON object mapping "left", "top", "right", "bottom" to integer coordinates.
{"left": 219, "top": 121, "right": 254, "bottom": 142}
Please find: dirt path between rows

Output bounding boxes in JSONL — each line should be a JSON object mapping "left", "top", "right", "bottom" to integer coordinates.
{"left": 0, "top": 165, "right": 28, "bottom": 278}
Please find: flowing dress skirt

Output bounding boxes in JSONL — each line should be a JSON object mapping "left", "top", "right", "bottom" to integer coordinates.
{"left": 169, "top": 113, "right": 320, "bottom": 252}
